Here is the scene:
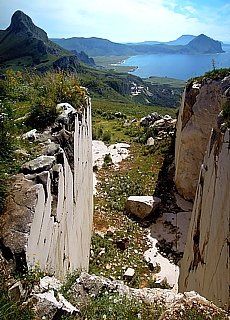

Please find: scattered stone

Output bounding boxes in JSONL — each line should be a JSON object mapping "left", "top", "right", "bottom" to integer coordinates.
{"left": 146, "top": 137, "right": 155, "bottom": 146}
{"left": 125, "top": 196, "right": 161, "bottom": 219}
{"left": 106, "top": 226, "right": 116, "bottom": 236}
{"left": 21, "top": 155, "right": 55, "bottom": 174}
{"left": 40, "top": 276, "right": 62, "bottom": 291}
{"left": 34, "top": 290, "right": 78, "bottom": 320}
{"left": 41, "top": 142, "right": 60, "bottom": 156}
{"left": 140, "top": 112, "right": 176, "bottom": 131}
{"left": 124, "top": 267, "right": 135, "bottom": 279}
{"left": 21, "top": 129, "right": 37, "bottom": 140}
{"left": 8, "top": 281, "right": 25, "bottom": 302}
{"left": 116, "top": 238, "right": 129, "bottom": 250}
{"left": 66, "top": 272, "right": 227, "bottom": 318}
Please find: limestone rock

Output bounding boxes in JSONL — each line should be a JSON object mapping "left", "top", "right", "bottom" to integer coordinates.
{"left": 40, "top": 276, "right": 62, "bottom": 291}
{"left": 8, "top": 281, "right": 25, "bottom": 301}
{"left": 34, "top": 290, "right": 78, "bottom": 319}
{"left": 53, "top": 56, "right": 79, "bottom": 72}
{"left": 0, "top": 103, "right": 93, "bottom": 279}
{"left": 125, "top": 196, "right": 161, "bottom": 219}
{"left": 41, "top": 142, "right": 60, "bottom": 156}
{"left": 140, "top": 112, "right": 176, "bottom": 132}
{"left": 21, "top": 155, "right": 55, "bottom": 174}
{"left": 178, "top": 128, "right": 230, "bottom": 310}
{"left": 56, "top": 102, "right": 76, "bottom": 126}
{"left": 124, "top": 267, "right": 135, "bottom": 279}
{"left": 174, "top": 76, "right": 230, "bottom": 200}
{"left": 21, "top": 129, "right": 37, "bottom": 140}
{"left": 67, "top": 272, "right": 227, "bottom": 317}
{"left": 146, "top": 137, "right": 155, "bottom": 146}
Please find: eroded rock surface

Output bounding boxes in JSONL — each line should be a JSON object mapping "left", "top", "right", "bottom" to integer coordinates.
{"left": 178, "top": 128, "right": 230, "bottom": 310}
{"left": 174, "top": 76, "right": 230, "bottom": 200}
{"left": 0, "top": 102, "right": 93, "bottom": 278}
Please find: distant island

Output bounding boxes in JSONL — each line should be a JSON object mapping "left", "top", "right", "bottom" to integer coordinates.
{"left": 51, "top": 34, "right": 225, "bottom": 57}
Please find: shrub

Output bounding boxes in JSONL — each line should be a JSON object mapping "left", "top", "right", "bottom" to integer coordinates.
{"left": 102, "top": 131, "right": 111, "bottom": 142}
{"left": 223, "top": 101, "right": 230, "bottom": 129}
{"left": 26, "top": 97, "right": 58, "bottom": 130}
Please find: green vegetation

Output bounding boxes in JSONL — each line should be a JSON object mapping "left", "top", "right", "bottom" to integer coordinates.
{"left": 90, "top": 99, "right": 175, "bottom": 289}
{"left": 223, "top": 101, "right": 230, "bottom": 129}
{"left": 144, "top": 76, "right": 186, "bottom": 89}
{"left": 187, "top": 67, "right": 230, "bottom": 88}
{"left": 0, "top": 70, "right": 86, "bottom": 212}
{"left": 0, "top": 275, "right": 34, "bottom": 320}
{"left": 61, "top": 292, "right": 163, "bottom": 319}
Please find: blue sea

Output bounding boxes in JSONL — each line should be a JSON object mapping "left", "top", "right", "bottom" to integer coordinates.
{"left": 121, "top": 45, "right": 230, "bottom": 81}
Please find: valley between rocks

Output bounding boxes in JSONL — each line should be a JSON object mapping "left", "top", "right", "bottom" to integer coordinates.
{"left": 91, "top": 136, "right": 192, "bottom": 292}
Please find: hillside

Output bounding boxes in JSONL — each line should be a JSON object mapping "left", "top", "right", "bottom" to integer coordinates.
{"left": 0, "top": 11, "right": 184, "bottom": 108}
{"left": 51, "top": 34, "right": 225, "bottom": 57}
{"left": 0, "top": 10, "right": 97, "bottom": 72}
{"left": 0, "top": 10, "right": 72, "bottom": 68}
{"left": 51, "top": 36, "right": 136, "bottom": 57}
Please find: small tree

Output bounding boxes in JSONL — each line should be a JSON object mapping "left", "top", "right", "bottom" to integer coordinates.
{"left": 212, "top": 59, "right": 216, "bottom": 71}
{"left": 26, "top": 97, "right": 58, "bottom": 130}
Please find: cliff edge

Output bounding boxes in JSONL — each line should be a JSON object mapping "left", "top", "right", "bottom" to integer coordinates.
{"left": 176, "top": 72, "right": 230, "bottom": 310}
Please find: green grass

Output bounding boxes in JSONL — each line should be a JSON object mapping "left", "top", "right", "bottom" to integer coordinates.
{"left": 0, "top": 275, "right": 34, "bottom": 320}
{"left": 93, "top": 55, "right": 137, "bottom": 73}
{"left": 144, "top": 76, "right": 186, "bottom": 89}
{"left": 64, "top": 293, "right": 163, "bottom": 320}
{"left": 91, "top": 99, "right": 174, "bottom": 287}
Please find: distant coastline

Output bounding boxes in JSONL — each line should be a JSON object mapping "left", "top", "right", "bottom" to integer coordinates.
{"left": 120, "top": 47, "right": 230, "bottom": 80}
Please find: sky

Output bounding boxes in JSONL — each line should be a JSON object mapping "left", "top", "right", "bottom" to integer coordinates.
{"left": 0, "top": 0, "right": 230, "bottom": 43}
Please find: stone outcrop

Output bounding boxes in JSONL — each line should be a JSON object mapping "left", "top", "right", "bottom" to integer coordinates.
{"left": 140, "top": 112, "right": 177, "bottom": 132}
{"left": 174, "top": 76, "right": 230, "bottom": 200}
{"left": 178, "top": 128, "right": 230, "bottom": 310}
{"left": 53, "top": 56, "right": 79, "bottom": 71}
{"left": 0, "top": 101, "right": 93, "bottom": 278}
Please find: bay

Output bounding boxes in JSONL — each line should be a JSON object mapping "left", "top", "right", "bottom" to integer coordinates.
{"left": 121, "top": 45, "right": 230, "bottom": 81}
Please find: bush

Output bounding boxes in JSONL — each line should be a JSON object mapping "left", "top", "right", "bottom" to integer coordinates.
{"left": 223, "top": 101, "right": 230, "bottom": 129}
{"left": 26, "top": 97, "right": 58, "bottom": 130}
{"left": 102, "top": 131, "right": 111, "bottom": 142}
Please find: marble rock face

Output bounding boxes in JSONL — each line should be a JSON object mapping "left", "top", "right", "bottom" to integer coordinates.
{"left": 174, "top": 76, "right": 230, "bottom": 201}
{"left": 0, "top": 102, "right": 93, "bottom": 279}
{"left": 178, "top": 128, "right": 230, "bottom": 310}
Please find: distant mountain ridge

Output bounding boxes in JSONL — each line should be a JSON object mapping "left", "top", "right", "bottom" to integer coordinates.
{"left": 126, "top": 35, "right": 196, "bottom": 46}
{"left": 166, "top": 35, "right": 196, "bottom": 45}
{"left": 51, "top": 34, "right": 224, "bottom": 57}
{"left": 0, "top": 10, "right": 94, "bottom": 71}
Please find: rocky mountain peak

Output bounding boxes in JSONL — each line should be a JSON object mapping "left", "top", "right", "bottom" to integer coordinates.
{"left": 7, "top": 10, "right": 48, "bottom": 42}
{"left": 187, "top": 34, "right": 224, "bottom": 53}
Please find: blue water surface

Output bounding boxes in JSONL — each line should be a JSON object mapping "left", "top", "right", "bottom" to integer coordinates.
{"left": 122, "top": 45, "right": 230, "bottom": 80}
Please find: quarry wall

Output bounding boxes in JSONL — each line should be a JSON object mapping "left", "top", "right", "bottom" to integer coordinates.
{"left": 178, "top": 128, "right": 230, "bottom": 310}
{"left": 176, "top": 75, "right": 230, "bottom": 310}
{"left": 0, "top": 101, "right": 93, "bottom": 279}
{"left": 174, "top": 77, "right": 229, "bottom": 201}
